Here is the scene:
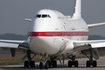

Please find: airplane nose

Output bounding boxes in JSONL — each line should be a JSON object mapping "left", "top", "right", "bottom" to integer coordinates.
{"left": 32, "top": 19, "right": 50, "bottom": 32}
{"left": 29, "top": 36, "right": 59, "bottom": 55}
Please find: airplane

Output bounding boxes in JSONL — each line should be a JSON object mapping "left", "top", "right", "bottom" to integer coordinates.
{"left": 0, "top": 0, "right": 105, "bottom": 69}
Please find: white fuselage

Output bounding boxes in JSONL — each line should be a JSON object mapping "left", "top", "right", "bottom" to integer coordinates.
{"left": 28, "top": 9, "right": 89, "bottom": 56}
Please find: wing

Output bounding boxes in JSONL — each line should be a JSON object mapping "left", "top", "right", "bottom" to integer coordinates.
{"left": 0, "top": 39, "right": 29, "bottom": 57}
{"left": 71, "top": 40, "right": 105, "bottom": 60}
{"left": 73, "top": 40, "right": 105, "bottom": 49}
{"left": 87, "top": 22, "right": 105, "bottom": 29}
{"left": 0, "top": 39, "right": 29, "bottom": 51}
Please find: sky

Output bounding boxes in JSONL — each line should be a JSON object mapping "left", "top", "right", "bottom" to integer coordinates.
{"left": 0, "top": 0, "right": 105, "bottom": 36}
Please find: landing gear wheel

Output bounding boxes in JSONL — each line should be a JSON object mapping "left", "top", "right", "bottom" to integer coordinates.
{"left": 24, "top": 61, "right": 29, "bottom": 67}
{"left": 30, "top": 61, "right": 35, "bottom": 67}
{"left": 68, "top": 61, "right": 72, "bottom": 67}
{"left": 86, "top": 61, "right": 90, "bottom": 67}
{"left": 47, "top": 61, "right": 51, "bottom": 68}
{"left": 74, "top": 61, "right": 78, "bottom": 67}
{"left": 53, "top": 61, "right": 57, "bottom": 67}
{"left": 39, "top": 62, "right": 43, "bottom": 69}
{"left": 45, "top": 62, "right": 49, "bottom": 69}
{"left": 93, "top": 61, "right": 97, "bottom": 67}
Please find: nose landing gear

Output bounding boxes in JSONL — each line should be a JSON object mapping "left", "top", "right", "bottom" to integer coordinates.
{"left": 39, "top": 55, "right": 57, "bottom": 69}
{"left": 50, "top": 56, "right": 57, "bottom": 67}
{"left": 39, "top": 54, "right": 50, "bottom": 69}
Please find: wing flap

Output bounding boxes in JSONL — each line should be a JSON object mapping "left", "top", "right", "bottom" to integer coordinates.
{"left": 91, "top": 42, "right": 105, "bottom": 48}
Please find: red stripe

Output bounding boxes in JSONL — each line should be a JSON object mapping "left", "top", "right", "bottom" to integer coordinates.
{"left": 28, "top": 32, "right": 89, "bottom": 36}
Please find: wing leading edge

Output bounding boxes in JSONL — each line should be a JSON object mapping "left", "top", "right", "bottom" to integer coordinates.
{"left": 0, "top": 39, "right": 28, "bottom": 49}
{"left": 88, "top": 22, "right": 105, "bottom": 29}
{"left": 73, "top": 40, "right": 105, "bottom": 49}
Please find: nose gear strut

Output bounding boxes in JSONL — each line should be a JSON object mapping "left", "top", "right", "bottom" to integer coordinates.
{"left": 39, "top": 54, "right": 50, "bottom": 69}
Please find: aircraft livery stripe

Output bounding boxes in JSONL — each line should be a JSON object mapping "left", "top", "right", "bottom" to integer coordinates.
{"left": 28, "top": 32, "right": 89, "bottom": 36}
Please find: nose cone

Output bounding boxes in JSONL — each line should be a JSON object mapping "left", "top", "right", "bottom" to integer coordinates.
{"left": 34, "top": 19, "right": 49, "bottom": 31}
{"left": 29, "top": 37, "right": 59, "bottom": 55}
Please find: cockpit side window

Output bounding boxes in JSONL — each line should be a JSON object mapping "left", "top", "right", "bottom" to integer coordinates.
{"left": 48, "top": 15, "right": 51, "bottom": 18}
{"left": 36, "top": 14, "right": 41, "bottom": 18}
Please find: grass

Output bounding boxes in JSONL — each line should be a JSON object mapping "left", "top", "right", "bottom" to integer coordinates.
{"left": 0, "top": 53, "right": 41, "bottom": 66}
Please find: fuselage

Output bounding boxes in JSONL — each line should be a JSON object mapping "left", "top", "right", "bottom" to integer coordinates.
{"left": 28, "top": 9, "right": 89, "bottom": 56}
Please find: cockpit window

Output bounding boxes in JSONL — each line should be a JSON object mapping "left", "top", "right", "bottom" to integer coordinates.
{"left": 42, "top": 15, "right": 48, "bottom": 18}
{"left": 48, "top": 15, "right": 51, "bottom": 18}
{"left": 36, "top": 15, "right": 41, "bottom": 18}
{"left": 36, "top": 14, "right": 51, "bottom": 18}
{"left": 42, "top": 15, "right": 51, "bottom": 18}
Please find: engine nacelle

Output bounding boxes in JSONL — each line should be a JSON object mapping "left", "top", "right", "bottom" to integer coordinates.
{"left": 10, "top": 48, "right": 16, "bottom": 57}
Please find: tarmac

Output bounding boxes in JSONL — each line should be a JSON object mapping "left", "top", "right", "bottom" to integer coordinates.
{"left": 0, "top": 57, "right": 105, "bottom": 70}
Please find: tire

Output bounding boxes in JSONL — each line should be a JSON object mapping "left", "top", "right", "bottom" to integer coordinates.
{"left": 30, "top": 61, "right": 35, "bottom": 67}
{"left": 93, "top": 61, "right": 97, "bottom": 67}
{"left": 86, "top": 61, "right": 90, "bottom": 67}
{"left": 53, "top": 61, "right": 57, "bottom": 67}
{"left": 74, "top": 61, "right": 78, "bottom": 67}
{"left": 47, "top": 60, "right": 51, "bottom": 68}
{"left": 45, "top": 62, "right": 49, "bottom": 69}
{"left": 68, "top": 61, "right": 72, "bottom": 67}
{"left": 39, "top": 62, "right": 43, "bottom": 69}
{"left": 24, "top": 61, "right": 29, "bottom": 67}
